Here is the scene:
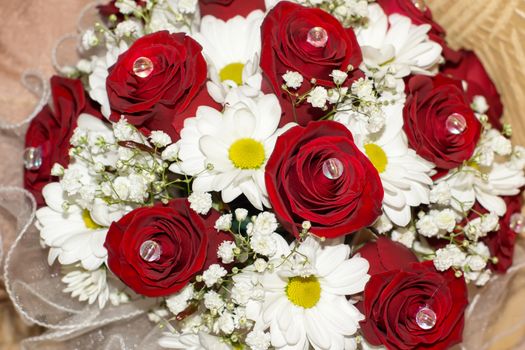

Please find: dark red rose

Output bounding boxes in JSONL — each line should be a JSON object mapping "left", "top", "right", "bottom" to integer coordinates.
{"left": 265, "top": 120, "right": 383, "bottom": 238}
{"left": 377, "top": 0, "right": 444, "bottom": 35}
{"left": 442, "top": 50, "right": 504, "bottom": 130}
{"left": 260, "top": 2, "right": 363, "bottom": 126}
{"left": 360, "top": 261, "right": 468, "bottom": 350}
{"left": 358, "top": 237, "right": 418, "bottom": 276}
{"left": 104, "top": 199, "right": 232, "bottom": 297}
{"left": 199, "top": 0, "right": 265, "bottom": 20}
{"left": 375, "top": 0, "right": 459, "bottom": 62}
{"left": 481, "top": 195, "right": 522, "bottom": 273}
{"left": 403, "top": 74, "right": 481, "bottom": 176}
{"left": 24, "top": 76, "right": 101, "bottom": 206}
{"left": 106, "top": 31, "right": 218, "bottom": 140}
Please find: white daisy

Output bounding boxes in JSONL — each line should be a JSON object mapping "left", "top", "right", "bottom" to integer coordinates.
{"left": 338, "top": 102, "right": 434, "bottom": 227}
{"left": 357, "top": 4, "right": 442, "bottom": 89}
{"left": 439, "top": 129, "right": 525, "bottom": 216}
{"left": 257, "top": 236, "right": 369, "bottom": 350}
{"left": 88, "top": 41, "right": 129, "bottom": 118}
{"left": 61, "top": 265, "right": 110, "bottom": 309}
{"left": 192, "top": 11, "right": 264, "bottom": 104}
{"left": 36, "top": 182, "right": 108, "bottom": 271}
{"left": 441, "top": 163, "right": 525, "bottom": 216}
{"left": 171, "top": 92, "right": 293, "bottom": 210}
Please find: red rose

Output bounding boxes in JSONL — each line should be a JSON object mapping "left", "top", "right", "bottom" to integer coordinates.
{"left": 376, "top": 0, "right": 444, "bottom": 35}
{"left": 481, "top": 195, "right": 522, "bottom": 273}
{"left": 104, "top": 199, "right": 232, "bottom": 297}
{"left": 106, "top": 31, "right": 218, "bottom": 140}
{"left": 403, "top": 74, "right": 481, "bottom": 176}
{"left": 260, "top": 2, "right": 363, "bottom": 126}
{"left": 358, "top": 237, "right": 418, "bottom": 276}
{"left": 24, "top": 76, "right": 101, "bottom": 206}
{"left": 375, "top": 0, "right": 460, "bottom": 62}
{"left": 265, "top": 120, "right": 383, "bottom": 238}
{"left": 199, "top": 0, "right": 266, "bottom": 20}
{"left": 442, "top": 50, "right": 504, "bottom": 130}
{"left": 360, "top": 261, "right": 468, "bottom": 350}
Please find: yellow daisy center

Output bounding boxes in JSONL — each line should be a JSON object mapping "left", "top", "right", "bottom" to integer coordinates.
{"left": 82, "top": 209, "right": 102, "bottom": 230}
{"left": 467, "top": 160, "right": 480, "bottom": 171}
{"left": 229, "top": 138, "right": 266, "bottom": 169}
{"left": 364, "top": 143, "right": 388, "bottom": 173}
{"left": 285, "top": 276, "right": 321, "bottom": 309}
{"left": 219, "top": 62, "right": 245, "bottom": 85}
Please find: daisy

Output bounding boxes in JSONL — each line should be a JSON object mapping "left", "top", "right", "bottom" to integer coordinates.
{"left": 257, "top": 236, "right": 369, "bottom": 350}
{"left": 89, "top": 41, "right": 129, "bottom": 118}
{"left": 171, "top": 92, "right": 293, "bottom": 210}
{"left": 441, "top": 163, "right": 525, "bottom": 216}
{"left": 192, "top": 11, "right": 264, "bottom": 103}
{"left": 440, "top": 129, "right": 525, "bottom": 216}
{"left": 357, "top": 4, "right": 442, "bottom": 89}
{"left": 61, "top": 265, "right": 110, "bottom": 308}
{"left": 36, "top": 182, "right": 108, "bottom": 271}
{"left": 338, "top": 102, "right": 434, "bottom": 227}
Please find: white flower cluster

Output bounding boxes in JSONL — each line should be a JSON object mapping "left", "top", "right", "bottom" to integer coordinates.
{"left": 160, "top": 231, "right": 370, "bottom": 350}
{"left": 433, "top": 242, "right": 492, "bottom": 286}
{"left": 61, "top": 117, "right": 172, "bottom": 213}
{"left": 159, "top": 210, "right": 278, "bottom": 348}
{"left": 272, "top": 0, "right": 370, "bottom": 27}
{"left": 36, "top": 116, "right": 186, "bottom": 310}
{"left": 416, "top": 209, "right": 458, "bottom": 238}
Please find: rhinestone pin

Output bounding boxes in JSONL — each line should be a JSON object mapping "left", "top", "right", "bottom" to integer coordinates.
{"left": 139, "top": 240, "right": 162, "bottom": 262}
{"left": 23, "top": 146, "right": 43, "bottom": 170}
{"left": 446, "top": 113, "right": 467, "bottom": 135}
{"left": 322, "top": 158, "right": 344, "bottom": 180}
{"left": 510, "top": 213, "right": 525, "bottom": 235}
{"left": 307, "top": 27, "right": 329, "bottom": 48}
{"left": 415, "top": 305, "right": 437, "bottom": 330}
{"left": 412, "top": 0, "right": 428, "bottom": 11}
{"left": 133, "top": 57, "right": 154, "bottom": 78}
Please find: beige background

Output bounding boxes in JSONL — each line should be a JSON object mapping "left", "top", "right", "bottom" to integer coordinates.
{"left": 0, "top": 0, "right": 524, "bottom": 349}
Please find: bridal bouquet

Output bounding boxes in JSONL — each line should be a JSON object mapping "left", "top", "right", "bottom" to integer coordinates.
{"left": 20, "top": 0, "right": 525, "bottom": 349}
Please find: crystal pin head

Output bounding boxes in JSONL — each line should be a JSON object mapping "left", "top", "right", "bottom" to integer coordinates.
{"left": 23, "top": 146, "right": 43, "bottom": 170}
{"left": 322, "top": 158, "right": 344, "bottom": 180}
{"left": 307, "top": 27, "right": 329, "bottom": 48}
{"left": 412, "top": 0, "right": 428, "bottom": 11}
{"left": 133, "top": 57, "right": 154, "bottom": 78}
{"left": 415, "top": 305, "right": 437, "bottom": 330}
{"left": 446, "top": 113, "right": 467, "bottom": 135}
{"left": 510, "top": 213, "right": 525, "bottom": 235}
{"left": 139, "top": 240, "right": 162, "bottom": 262}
